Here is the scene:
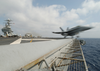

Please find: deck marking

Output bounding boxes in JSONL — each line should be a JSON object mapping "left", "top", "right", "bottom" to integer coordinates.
{"left": 30, "top": 39, "right": 33, "bottom": 43}
{"left": 10, "top": 38, "right": 22, "bottom": 45}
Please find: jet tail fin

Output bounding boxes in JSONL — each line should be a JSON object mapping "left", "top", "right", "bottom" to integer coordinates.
{"left": 60, "top": 27, "right": 64, "bottom": 32}
{"left": 67, "top": 27, "right": 69, "bottom": 31}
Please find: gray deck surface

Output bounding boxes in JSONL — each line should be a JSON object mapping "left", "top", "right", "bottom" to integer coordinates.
{"left": 0, "top": 37, "right": 20, "bottom": 45}
{"left": 0, "top": 37, "right": 68, "bottom": 45}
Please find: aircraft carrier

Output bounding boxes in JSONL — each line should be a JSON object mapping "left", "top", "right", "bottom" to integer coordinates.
{"left": 0, "top": 37, "right": 88, "bottom": 71}
{"left": 0, "top": 19, "right": 92, "bottom": 71}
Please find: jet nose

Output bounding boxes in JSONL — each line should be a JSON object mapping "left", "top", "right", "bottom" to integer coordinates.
{"left": 89, "top": 27, "right": 94, "bottom": 29}
{"left": 86, "top": 26, "right": 94, "bottom": 30}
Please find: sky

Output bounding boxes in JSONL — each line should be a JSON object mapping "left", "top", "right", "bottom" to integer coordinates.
{"left": 0, "top": 0, "right": 100, "bottom": 38}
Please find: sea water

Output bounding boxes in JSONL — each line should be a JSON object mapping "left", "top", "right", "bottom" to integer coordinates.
{"left": 81, "top": 38, "right": 100, "bottom": 71}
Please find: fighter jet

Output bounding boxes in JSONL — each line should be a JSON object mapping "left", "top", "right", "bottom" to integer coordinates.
{"left": 53, "top": 26, "right": 93, "bottom": 38}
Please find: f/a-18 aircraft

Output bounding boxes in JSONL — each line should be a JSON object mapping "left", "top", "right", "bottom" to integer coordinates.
{"left": 53, "top": 26, "right": 93, "bottom": 38}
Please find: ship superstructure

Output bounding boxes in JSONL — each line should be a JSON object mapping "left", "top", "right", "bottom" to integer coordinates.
{"left": 2, "top": 18, "right": 13, "bottom": 36}
{"left": 1, "top": 19, "right": 18, "bottom": 37}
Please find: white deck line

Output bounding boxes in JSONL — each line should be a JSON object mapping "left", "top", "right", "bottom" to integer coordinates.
{"left": 79, "top": 42, "right": 88, "bottom": 71}
{"left": 10, "top": 38, "right": 22, "bottom": 45}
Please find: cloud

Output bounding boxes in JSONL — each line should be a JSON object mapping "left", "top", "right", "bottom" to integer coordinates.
{"left": 82, "top": 0, "right": 100, "bottom": 11}
{"left": 61, "top": 9, "right": 79, "bottom": 21}
{"left": 0, "top": 0, "right": 64, "bottom": 36}
{"left": 0, "top": 0, "right": 100, "bottom": 38}
{"left": 76, "top": 8, "right": 88, "bottom": 15}
{"left": 76, "top": 20, "right": 85, "bottom": 24}
{"left": 76, "top": 0, "right": 100, "bottom": 15}
{"left": 0, "top": 0, "right": 32, "bottom": 15}
{"left": 80, "top": 22, "right": 100, "bottom": 38}
{"left": 0, "top": 0, "right": 80, "bottom": 37}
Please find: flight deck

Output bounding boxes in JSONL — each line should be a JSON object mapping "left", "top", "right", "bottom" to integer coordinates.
{"left": 0, "top": 37, "right": 88, "bottom": 71}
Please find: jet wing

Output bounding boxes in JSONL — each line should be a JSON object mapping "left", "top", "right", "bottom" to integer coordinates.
{"left": 52, "top": 32, "right": 66, "bottom": 34}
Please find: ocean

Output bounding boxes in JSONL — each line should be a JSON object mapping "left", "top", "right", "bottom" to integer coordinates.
{"left": 81, "top": 38, "right": 100, "bottom": 71}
